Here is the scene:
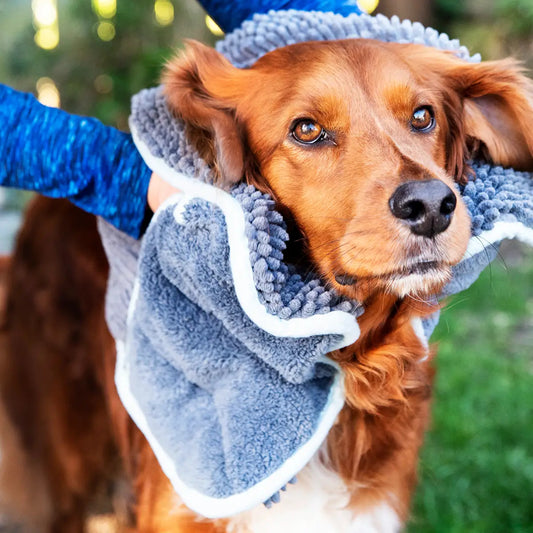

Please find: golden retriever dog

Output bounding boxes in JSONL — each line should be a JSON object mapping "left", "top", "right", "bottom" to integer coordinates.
{"left": 0, "top": 38, "right": 532, "bottom": 532}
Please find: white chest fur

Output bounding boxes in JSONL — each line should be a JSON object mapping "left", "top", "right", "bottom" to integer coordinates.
{"left": 225, "top": 453, "right": 401, "bottom": 533}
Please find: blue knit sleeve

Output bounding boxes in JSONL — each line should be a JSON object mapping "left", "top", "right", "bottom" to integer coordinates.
{"left": 197, "top": 0, "right": 363, "bottom": 32}
{"left": 0, "top": 83, "right": 152, "bottom": 238}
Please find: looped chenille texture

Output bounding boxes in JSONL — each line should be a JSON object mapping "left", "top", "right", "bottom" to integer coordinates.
{"left": 216, "top": 10, "right": 479, "bottom": 67}
{"left": 234, "top": 184, "right": 357, "bottom": 318}
{"left": 463, "top": 164, "right": 533, "bottom": 236}
{"left": 100, "top": 10, "right": 533, "bottom": 518}
{"left": 441, "top": 164, "right": 533, "bottom": 300}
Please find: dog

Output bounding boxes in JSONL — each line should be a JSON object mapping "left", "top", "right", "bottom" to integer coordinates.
{"left": 0, "top": 38, "right": 532, "bottom": 533}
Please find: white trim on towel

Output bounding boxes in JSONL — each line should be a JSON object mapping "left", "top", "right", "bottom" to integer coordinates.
{"left": 464, "top": 220, "right": 533, "bottom": 258}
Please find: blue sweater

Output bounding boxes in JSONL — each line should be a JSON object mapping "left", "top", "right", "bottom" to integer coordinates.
{"left": 0, "top": 84, "right": 152, "bottom": 238}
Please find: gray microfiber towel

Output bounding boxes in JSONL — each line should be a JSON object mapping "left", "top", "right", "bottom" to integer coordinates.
{"left": 112, "top": 185, "right": 361, "bottom": 517}
{"left": 98, "top": 10, "right": 533, "bottom": 519}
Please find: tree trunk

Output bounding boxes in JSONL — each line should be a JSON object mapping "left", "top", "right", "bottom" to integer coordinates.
{"left": 376, "top": 0, "right": 435, "bottom": 26}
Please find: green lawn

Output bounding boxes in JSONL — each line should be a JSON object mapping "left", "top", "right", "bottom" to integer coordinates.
{"left": 408, "top": 244, "right": 533, "bottom": 532}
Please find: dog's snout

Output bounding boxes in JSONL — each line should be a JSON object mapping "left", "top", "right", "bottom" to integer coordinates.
{"left": 389, "top": 179, "right": 456, "bottom": 238}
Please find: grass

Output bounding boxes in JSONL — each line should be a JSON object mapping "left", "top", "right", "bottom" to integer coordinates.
{"left": 408, "top": 243, "right": 533, "bottom": 533}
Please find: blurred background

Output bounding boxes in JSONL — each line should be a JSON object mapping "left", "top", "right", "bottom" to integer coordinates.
{"left": 0, "top": 1, "right": 532, "bottom": 531}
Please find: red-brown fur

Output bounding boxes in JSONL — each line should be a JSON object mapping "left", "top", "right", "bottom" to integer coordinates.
{"left": 1, "top": 39, "right": 533, "bottom": 532}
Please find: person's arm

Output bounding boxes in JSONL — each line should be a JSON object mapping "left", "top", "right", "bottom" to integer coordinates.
{"left": 0, "top": 83, "right": 152, "bottom": 238}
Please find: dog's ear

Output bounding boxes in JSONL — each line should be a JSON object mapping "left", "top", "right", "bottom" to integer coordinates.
{"left": 162, "top": 40, "right": 250, "bottom": 186}
{"left": 399, "top": 45, "right": 533, "bottom": 181}
{"left": 454, "top": 58, "right": 533, "bottom": 176}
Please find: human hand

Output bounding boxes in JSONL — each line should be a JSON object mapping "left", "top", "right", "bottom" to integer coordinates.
{"left": 147, "top": 172, "right": 181, "bottom": 212}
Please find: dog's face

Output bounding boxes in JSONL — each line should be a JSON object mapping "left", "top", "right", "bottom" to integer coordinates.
{"left": 164, "top": 39, "right": 533, "bottom": 301}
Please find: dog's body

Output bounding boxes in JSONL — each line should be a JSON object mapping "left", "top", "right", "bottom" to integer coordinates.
{"left": 1, "top": 38, "right": 532, "bottom": 532}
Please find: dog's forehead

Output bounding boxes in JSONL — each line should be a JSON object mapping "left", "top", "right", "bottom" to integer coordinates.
{"left": 251, "top": 39, "right": 420, "bottom": 100}
{"left": 255, "top": 40, "right": 412, "bottom": 74}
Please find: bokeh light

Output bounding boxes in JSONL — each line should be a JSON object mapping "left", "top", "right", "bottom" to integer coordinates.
{"left": 34, "top": 27, "right": 59, "bottom": 50}
{"left": 32, "top": 0, "right": 57, "bottom": 26}
{"left": 36, "top": 77, "right": 60, "bottom": 108}
{"left": 358, "top": 0, "right": 379, "bottom": 14}
{"left": 205, "top": 15, "right": 224, "bottom": 37}
{"left": 92, "top": 0, "right": 117, "bottom": 19}
{"left": 97, "top": 20, "right": 116, "bottom": 41}
{"left": 32, "top": 0, "right": 59, "bottom": 50}
{"left": 154, "top": 0, "right": 174, "bottom": 26}
{"left": 94, "top": 74, "right": 114, "bottom": 94}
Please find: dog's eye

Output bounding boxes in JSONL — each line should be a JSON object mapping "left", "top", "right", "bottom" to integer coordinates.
{"left": 410, "top": 106, "right": 435, "bottom": 132}
{"left": 292, "top": 119, "right": 327, "bottom": 144}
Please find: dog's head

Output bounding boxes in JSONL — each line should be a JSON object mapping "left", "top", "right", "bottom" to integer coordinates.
{"left": 163, "top": 39, "right": 533, "bottom": 301}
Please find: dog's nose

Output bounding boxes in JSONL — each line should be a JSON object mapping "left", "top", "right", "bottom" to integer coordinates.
{"left": 389, "top": 179, "right": 456, "bottom": 238}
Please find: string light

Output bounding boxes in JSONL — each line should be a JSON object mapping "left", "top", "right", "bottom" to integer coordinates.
{"left": 32, "top": 0, "right": 59, "bottom": 50}
{"left": 36, "top": 77, "right": 60, "bottom": 108}
{"left": 154, "top": 0, "right": 174, "bottom": 26}
{"left": 205, "top": 15, "right": 224, "bottom": 37}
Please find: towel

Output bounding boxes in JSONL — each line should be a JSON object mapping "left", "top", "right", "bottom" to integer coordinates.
{"left": 101, "top": 182, "right": 362, "bottom": 518}
{"left": 99, "top": 10, "right": 533, "bottom": 519}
